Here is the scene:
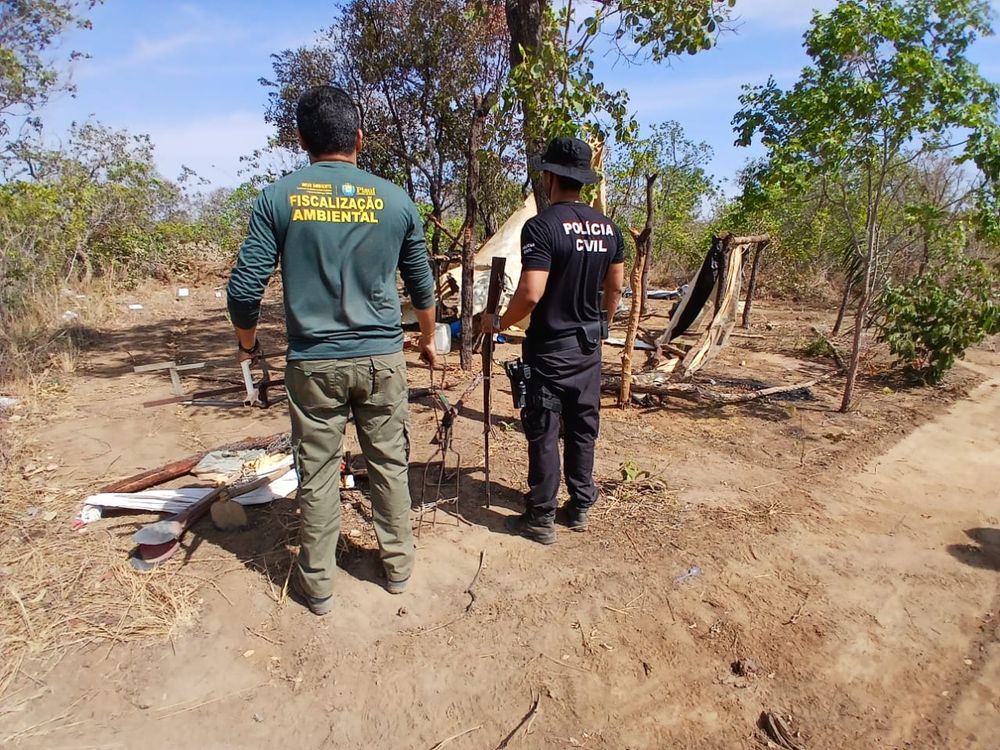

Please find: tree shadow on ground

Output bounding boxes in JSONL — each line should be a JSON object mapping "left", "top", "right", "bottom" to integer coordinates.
{"left": 71, "top": 301, "right": 287, "bottom": 379}
{"left": 947, "top": 528, "right": 1000, "bottom": 572}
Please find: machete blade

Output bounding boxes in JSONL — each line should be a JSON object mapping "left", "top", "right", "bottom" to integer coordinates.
{"left": 132, "top": 519, "right": 185, "bottom": 547}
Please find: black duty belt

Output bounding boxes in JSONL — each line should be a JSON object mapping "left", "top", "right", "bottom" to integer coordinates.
{"left": 526, "top": 318, "right": 607, "bottom": 355}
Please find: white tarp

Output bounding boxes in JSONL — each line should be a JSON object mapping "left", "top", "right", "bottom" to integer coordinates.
{"left": 402, "top": 195, "right": 536, "bottom": 324}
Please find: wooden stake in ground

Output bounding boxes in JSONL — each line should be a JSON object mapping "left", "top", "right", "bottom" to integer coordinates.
{"left": 482, "top": 257, "right": 507, "bottom": 508}
{"left": 741, "top": 237, "right": 769, "bottom": 329}
{"left": 459, "top": 92, "right": 496, "bottom": 371}
{"left": 619, "top": 173, "right": 657, "bottom": 407}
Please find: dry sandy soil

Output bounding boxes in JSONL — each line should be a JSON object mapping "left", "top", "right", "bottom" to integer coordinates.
{"left": 1, "top": 280, "right": 998, "bottom": 749}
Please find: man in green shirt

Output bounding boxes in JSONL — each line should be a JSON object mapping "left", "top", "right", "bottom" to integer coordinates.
{"left": 227, "top": 86, "right": 437, "bottom": 615}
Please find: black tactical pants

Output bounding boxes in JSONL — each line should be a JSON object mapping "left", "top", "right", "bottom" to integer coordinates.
{"left": 521, "top": 342, "right": 602, "bottom": 521}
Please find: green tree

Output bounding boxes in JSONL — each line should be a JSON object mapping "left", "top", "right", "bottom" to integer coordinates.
{"left": 0, "top": 0, "right": 99, "bottom": 141}
{"left": 734, "top": 0, "right": 1000, "bottom": 411}
{"left": 606, "top": 121, "right": 716, "bottom": 309}
{"left": 878, "top": 246, "right": 998, "bottom": 383}
{"left": 504, "top": 0, "right": 735, "bottom": 208}
{"left": 259, "top": 0, "right": 511, "bottom": 253}
{"left": 1, "top": 121, "right": 179, "bottom": 298}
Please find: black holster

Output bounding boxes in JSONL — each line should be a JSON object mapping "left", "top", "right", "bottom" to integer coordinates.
{"left": 503, "top": 358, "right": 531, "bottom": 409}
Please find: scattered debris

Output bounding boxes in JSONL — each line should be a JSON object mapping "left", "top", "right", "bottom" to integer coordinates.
{"left": 99, "top": 433, "right": 286, "bottom": 494}
{"left": 73, "top": 505, "right": 102, "bottom": 529}
{"left": 732, "top": 657, "right": 759, "bottom": 677}
{"left": 86, "top": 467, "right": 296, "bottom": 515}
{"left": 673, "top": 565, "right": 702, "bottom": 585}
{"left": 61, "top": 310, "right": 79, "bottom": 322}
{"left": 494, "top": 693, "right": 541, "bottom": 749}
{"left": 210, "top": 499, "right": 249, "bottom": 531}
{"left": 0, "top": 396, "right": 18, "bottom": 410}
{"left": 606, "top": 337, "right": 657, "bottom": 351}
{"left": 759, "top": 711, "right": 805, "bottom": 750}
{"left": 176, "top": 287, "right": 190, "bottom": 298}
{"left": 130, "top": 469, "right": 291, "bottom": 570}
{"left": 127, "top": 303, "right": 143, "bottom": 310}
{"left": 648, "top": 287, "right": 683, "bottom": 300}
{"left": 429, "top": 724, "right": 484, "bottom": 750}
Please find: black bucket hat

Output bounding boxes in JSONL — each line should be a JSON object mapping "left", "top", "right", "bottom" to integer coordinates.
{"left": 532, "top": 136, "right": 599, "bottom": 184}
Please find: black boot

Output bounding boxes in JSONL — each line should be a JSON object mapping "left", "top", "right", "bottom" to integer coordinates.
{"left": 558, "top": 504, "right": 590, "bottom": 532}
{"left": 505, "top": 512, "right": 556, "bottom": 545}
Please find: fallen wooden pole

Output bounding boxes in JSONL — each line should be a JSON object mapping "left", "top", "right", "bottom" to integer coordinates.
{"left": 602, "top": 376, "right": 827, "bottom": 406}
{"left": 100, "top": 432, "right": 286, "bottom": 493}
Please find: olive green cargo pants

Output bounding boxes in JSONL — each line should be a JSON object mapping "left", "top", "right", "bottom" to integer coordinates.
{"left": 286, "top": 351, "right": 414, "bottom": 599}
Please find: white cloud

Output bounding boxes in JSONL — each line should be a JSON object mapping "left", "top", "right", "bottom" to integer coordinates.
{"left": 138, "top": 111, "right": 273, "bottom": 187}
{"left": 735, "top": 0, "right": 839, "bottom": 30}
{"left": 130, "top": 31, "right": 206, "bottom": 64}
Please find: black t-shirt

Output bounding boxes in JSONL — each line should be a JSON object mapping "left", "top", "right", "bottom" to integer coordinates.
{"left": 520, "top": 202, "right": 625, "bottom": 345}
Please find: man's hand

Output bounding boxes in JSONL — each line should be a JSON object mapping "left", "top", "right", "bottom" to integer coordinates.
{"left": 480, "top": 312, "right": 502, "bottom": 334}
{"left": 237, "top": 338, "right": 261, "bottom": 366}
{"left": 418, "top": 335, "right": 438, "bottom": 370}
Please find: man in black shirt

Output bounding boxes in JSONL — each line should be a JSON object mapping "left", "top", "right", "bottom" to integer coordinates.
{"left": 483, "top": 137, "right": 625, "bottom": 543}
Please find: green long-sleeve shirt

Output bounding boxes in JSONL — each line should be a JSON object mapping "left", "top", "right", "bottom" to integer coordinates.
{"left": 227, "top": 161, "right": 435, "bottom": 360}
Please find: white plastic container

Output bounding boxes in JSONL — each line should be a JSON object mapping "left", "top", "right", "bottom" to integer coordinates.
{"left": 433, "top": 322, "right": 452, "bottom": 354}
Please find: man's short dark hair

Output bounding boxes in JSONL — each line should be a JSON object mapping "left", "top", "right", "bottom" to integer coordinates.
{"left": 553, "top": 173, "right": 584, "bottom": 192}
{"left": 296, "top": 86, "right": 360, "bottom": 156}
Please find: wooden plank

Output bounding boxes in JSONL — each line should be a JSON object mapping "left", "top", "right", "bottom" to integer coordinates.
{"left": 133, "top": 361, "right": 177, "bottom": 373}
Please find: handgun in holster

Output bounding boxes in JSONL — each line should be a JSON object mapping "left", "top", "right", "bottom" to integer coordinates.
{"left": 503, "top": 358, "right": 531, "bottom": 409}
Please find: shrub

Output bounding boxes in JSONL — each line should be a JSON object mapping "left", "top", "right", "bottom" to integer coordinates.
{"left": 877, "top": 254, "right": 999, "bottom": 384}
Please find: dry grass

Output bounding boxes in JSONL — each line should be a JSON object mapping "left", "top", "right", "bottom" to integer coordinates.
{"left": 595, "top": 476, "right": 677, "bottom": 530}
{"left": 0, "top": 432, "right": 199, "bottom": 707}
{"left": 0, "top": 279, "right": 121, "bottom": 388}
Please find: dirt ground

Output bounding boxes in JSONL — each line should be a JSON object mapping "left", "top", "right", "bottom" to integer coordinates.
{"left": 1, "top": 279, "right": 998, "bottom": 749}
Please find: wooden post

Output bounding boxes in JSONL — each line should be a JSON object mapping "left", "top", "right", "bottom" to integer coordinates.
{"left": 741, "top": 239, "right": 769, "bottom": 329}
{"left": 482, "top": 257, "right": 507, "bottom": 507}
{"left": 714, "top": 234, "right": 732, "bottom": 316}
{"left": 619, "top": 174, "right": 657, "bottom": 407}
{"left": 459, "top": 92, "right": 495, "bottom": 371}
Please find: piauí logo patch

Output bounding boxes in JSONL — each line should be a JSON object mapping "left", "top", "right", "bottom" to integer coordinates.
{"left": 341, "top": 183, "right": 356, "bottom": 197}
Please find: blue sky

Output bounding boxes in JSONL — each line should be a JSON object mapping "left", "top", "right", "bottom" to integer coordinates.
{"left": 40, "top": 0, "right": 1000, "bottom": 193}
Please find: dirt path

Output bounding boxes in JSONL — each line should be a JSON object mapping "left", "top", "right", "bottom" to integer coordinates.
{"left": 2, "top": 289, "right": 997, "bottom": 749}
{"left": 760, "top": 349, "right": 1000, "bottom": 749}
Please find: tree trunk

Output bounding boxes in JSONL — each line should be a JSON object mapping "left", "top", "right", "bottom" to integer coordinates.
{"left": 460, "top": 94, "right": 494, "bottom": 371}
{"left": 430, "top": 197, "right": 443, "bottom": 256}
{"left": 619, "top": 174, "right": 657, "bottom": 407}
{"left": 639, "top": 247, "right": 652, "bottom": 319}
{"left": 840, "top": 217, "right": 878, "bottom": 413}
{"left": 505, "top": 0, "right": 550, "bottom": 211}
{"left": 831, "top": 278, "right": 852, "bottom": 336}
{"left": 741, "top": 240, "right": 768, "bottom": 329}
